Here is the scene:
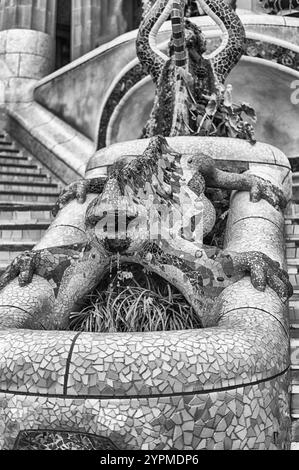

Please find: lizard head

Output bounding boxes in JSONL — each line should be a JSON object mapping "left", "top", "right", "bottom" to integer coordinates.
{"left": 84, "top": 136, "right": 214, "bottom": 257}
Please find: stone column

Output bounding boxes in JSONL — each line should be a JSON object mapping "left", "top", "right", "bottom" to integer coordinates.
{"left": 0, "top": 0, "right": 57, "bottom": 35}
{"left": 0, "top": 0, "right": 57, "bottom": 104}
{"left": 71, "top": 0, "right": 128, "bottom": 61}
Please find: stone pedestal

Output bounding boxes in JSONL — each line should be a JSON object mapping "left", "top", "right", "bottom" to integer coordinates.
{"left": 0, "top": 29, "right": 54, "bottom": 104}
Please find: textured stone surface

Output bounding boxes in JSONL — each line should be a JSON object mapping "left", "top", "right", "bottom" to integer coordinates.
{"left": 0, "top": 374, "right": 290, "bottom": 450}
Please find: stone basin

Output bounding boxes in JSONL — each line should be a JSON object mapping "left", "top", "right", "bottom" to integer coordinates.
{"left": 0, "top": 137, "right": 292, "bottom": 450}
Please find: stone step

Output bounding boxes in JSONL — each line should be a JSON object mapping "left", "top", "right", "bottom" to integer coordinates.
{"left": 0, "top": 229, "right": 47, "bottom": 243}
{"left": 291, "top": 371, "right": 299, "bottom": 418}
{"left": 292, "top": 424, "right": 299, "bottom": 448}
{"left": 286, "top": 244, "right": 299, "bottom": 261}
{"left": 0, "top": 193, "right": 58, "bottom": 203}
{"left": 0, "top": 130, "right": 61, "bottom": 276}
{"left": 0, "top": 167, "right": 47, "bottom": 176}
{"left": 0, "top": 187, "right": 59, "bottom": 196}
{"left": 286, "top": 225, "right": 299, "bottom": 236}
{"left": 0, "top": 147, "right": 20, "bottom": 154}
{"left": 287, "top": 202, "right": 299, "bottom": 216}
{"left": 289, "top": 190, "right": 299, "bottom": 444}
{"left": 292, "top": 287, "right": 299, "bottom": 298}
{"left": 0, "top": 240, "right": 36, "bottom": 252}
{"left": 0, "top": 141, "right": 16, "bottom": 148}
{"left": 290, "top": 331, "right": 299, "bottom": 368}
{"left": 287, "top": 259, "right": 299, "bottom": 267}
{"left": 0, "top": 161, "right": 40, "bottom": 170}
{"left": 0, "top": 212, "right": 52, "bottom": 224}
{"left": 0, "top": 158, "right": 40, "bottom": 167}
{"left": 287, "top": 253, "right": 299, "bottom": 262}
{"left": 0, "top": 220, "right": 50, "bottom": 230}
{"left": 0, "top": 183, "right": 59, "bottom": 193}
{"left": 0, "top": 202, "right": 54, "bottom": 211}
{"left": 0, "top": 174, "right": 52, "bottom": 184}
{"left": 286, "top": 235, "right": 299, "bottom": 242}
{"left": 288, "top": 274, "right": 299, "bottom": 289}
{"left": 0, "top": 153, "right": 27, "bottom": 160}
{"left": 289, "top": 296, "right": 299, "bottom": 328}
{"left": 0, "top": 203, "right": 53, "bottom": 223}
{"left": 285, "top": 216, "right": 299, "bottom": 223}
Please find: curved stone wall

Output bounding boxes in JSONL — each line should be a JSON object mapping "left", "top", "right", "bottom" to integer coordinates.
{"left": 33, "top": 14, "right": 299, "bottom": 144}
{"left": 0, "top": 137, "right": 292, "bottom": 450}
{"left": 97, "top": 31, "right": 299, "bottom": 156}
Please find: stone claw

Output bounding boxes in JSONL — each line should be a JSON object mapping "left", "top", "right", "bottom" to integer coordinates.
{"left": 0, "top": 251, "right": 41, "bottom": 290}
{"left": 232, "top": 251, "right": 293, "bottom": 302}
{"left": 52, "top": 179, "right": 90, "bottom": 216}
{"left": 249, "top": 176, "right": 287, "bottom": 211}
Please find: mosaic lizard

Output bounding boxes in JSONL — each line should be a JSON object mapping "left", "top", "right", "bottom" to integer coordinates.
{"left": 0, "top": 136, "right": 292, "bottom": 330}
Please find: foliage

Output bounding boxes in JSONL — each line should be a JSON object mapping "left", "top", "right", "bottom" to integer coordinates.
{"left": 190, "top": 83, "right": 257, "bottom": 144}
{"left": 70, "top": 266, "right": 205, "bottom": 333}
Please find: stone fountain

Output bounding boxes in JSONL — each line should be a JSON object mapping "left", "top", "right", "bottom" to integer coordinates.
{"left": 0, "top": 0, "right": 293, "bottom": 450}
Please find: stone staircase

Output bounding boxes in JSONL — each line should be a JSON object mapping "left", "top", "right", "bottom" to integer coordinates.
{"left": 286, "top": 171, "right": 299, "bottom": 449}
{"left": 0, "top": 131, "right": 62, "bottom": 274}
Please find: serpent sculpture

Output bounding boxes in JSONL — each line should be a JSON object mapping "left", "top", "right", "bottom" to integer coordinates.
{"left": 136, "top": 0, "right": 251, "bottom": 139}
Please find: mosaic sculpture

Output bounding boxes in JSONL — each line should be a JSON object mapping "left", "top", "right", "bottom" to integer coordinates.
{"left": 259, "top": 0, "right": 299, "bottom": 14}
{"left": 0, "top": 135, "right": 292, "bottom": 330}
{"left": 0, "top": 0, "right": 293, "bottom": 451}
{"left": 136, "top": 0, "right": 251, "bottom": 139}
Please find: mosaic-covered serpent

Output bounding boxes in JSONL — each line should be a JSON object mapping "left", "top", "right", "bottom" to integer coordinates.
{"left": 137, "top": 0, "right": 245, "bottom": 86}
{"left": 136, "top": 0, "right": 246, "bottom": 137}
